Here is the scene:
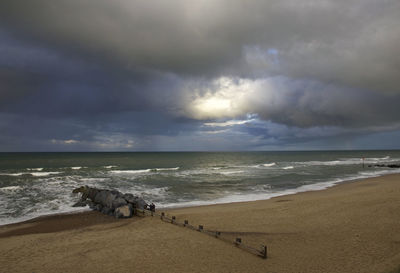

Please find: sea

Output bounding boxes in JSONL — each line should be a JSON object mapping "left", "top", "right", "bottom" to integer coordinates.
{"left": 1, "top": 151, "right": 400, "bottom": 226}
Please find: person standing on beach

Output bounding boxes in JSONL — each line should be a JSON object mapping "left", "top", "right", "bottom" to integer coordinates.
{"left": 150, "top": 203, "right": 155, "bottom": 212}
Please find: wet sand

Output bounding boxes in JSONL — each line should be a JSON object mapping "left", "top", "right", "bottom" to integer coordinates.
{"left": 1, "top": 174, "right": 400, "bottom": 273}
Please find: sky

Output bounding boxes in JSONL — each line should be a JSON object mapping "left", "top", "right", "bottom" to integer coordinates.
{"left": 0, "top": 0, "right": 399, "bottom": 151}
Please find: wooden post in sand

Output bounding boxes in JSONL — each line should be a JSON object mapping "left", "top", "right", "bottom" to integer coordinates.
{"left": 198, "top": 225, "right": 203, "bottom": 231}
{"left": 172, "top": 216, "right": 176, "bottom": 223}
{"left": 215, "top": 231, "right": 221, "bottom": 238}
{"left": 261, "top": 245, "right": 267, "bottom": 259}
{"left": 235, "top": 238, "right": 242, "bottom": 246}
{"left": 161, "top": 212, "right": 165, "bottom": 220}
{"left": 184, "top": 220, "right": 188, "bottom": 226}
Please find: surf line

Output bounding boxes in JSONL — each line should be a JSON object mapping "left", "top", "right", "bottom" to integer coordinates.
{"left": 136, "top": 208, "right": 268, "bottom": 259}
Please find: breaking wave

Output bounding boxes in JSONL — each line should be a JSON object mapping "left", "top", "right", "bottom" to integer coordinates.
{"left": 30, "top": 172, "right": 62, "bottom": 177}
{"left": 27, "top": 168, "right": 44, "bottom": 171}
{"left": 0, "top": 186, "right": 22, "bottom": 192}
{"left": 262, "top": 162, "right": 276, "bottom": 167}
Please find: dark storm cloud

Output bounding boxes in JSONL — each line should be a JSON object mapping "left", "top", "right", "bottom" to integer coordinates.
{"left": 0, "top": 29, "right": 185, "bottom": 118}
{"left": 1, "top": 0, "right": 399, "bottom": 92}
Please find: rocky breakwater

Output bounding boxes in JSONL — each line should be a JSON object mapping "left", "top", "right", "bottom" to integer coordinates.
{"left": 72, "top": 186, "right": 148, "bottom": 218}
{"left": 369, "top": 164, "right": 400, "bottom": 168}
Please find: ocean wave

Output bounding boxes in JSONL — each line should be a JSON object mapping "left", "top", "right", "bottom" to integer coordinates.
{"left": 110, "top": 169, "right": 151, "bottom": 174}
{"left": 0, "top": 206, "right": 90, "bottom": 226}
{"left": 0, "top": 173, "right": 26, "bottom": 176}
{"left": 0, "top": 186, "right": 22, "bottom": 192}
{"left": 27, "top": 168, "right": 44, "bottom": 171}
{"left": 151, "top": 167, "right": 180, "bottom": 171}
{"left": 239, "top": 163, "right": 277, "bottom": 168}
{"left": 262, "top": 162, "right": 276, "bottom": 167}
{"left": 104, "top": 165, "right": 117, "bottom": 169}
{"left": 110, "top": 167, "right": 180, "bottom": 175}
{"left": 283, "top": 166, "right": 294, "bottom": 170}
{"left": 251, "top": 184, "right": 272, "bottom": 191}
{"left": 141, "top": 186, "right": 170, "bottom": 197}
{"left": 298, "top": 159, "right": 364, "bottom": 166}
{"left": 220, "top": 170, "right": 245, "bottom": 175}
{"left": 158, "top": 169, "right": 400, "bottom": 209}
{"left": 71, "top": 167, "right": 82, "bottom": 170}
{"left": 297, "top": 156, "right": 400, "bottom": 167}
{"left": 30, "top": 172, "right": 62, "bottom": 177}
{"left": 78, "top": 177, "right": 110, "bottom": 183}
{"left": 158, "top": 190, "right": 299, "bottom": 209}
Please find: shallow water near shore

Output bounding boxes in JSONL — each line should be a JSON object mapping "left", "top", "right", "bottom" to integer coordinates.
{"left": 1, "top": 150, "right": 400, "bottom": 225}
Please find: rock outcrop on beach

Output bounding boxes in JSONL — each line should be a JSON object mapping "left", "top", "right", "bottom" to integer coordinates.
{"left": 72, "top": 186, "right": 148, "bottom": 218}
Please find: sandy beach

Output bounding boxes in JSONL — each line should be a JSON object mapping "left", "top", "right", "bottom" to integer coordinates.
{"left": 1, "top": 174, "right": 400, "bottom": 273}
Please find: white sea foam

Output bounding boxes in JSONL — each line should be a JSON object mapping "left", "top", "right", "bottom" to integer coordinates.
{"left": 251, "top": 184, "right": 272, "bottom": 191}
{"left": 110, "top": 169, "right": 151, "bottom": 174}
{"left": 30, "top": 172, "right": 62, "bottom": 177}
{"left": 241, "top": 163, "right": 276, "bottom": 168}
{"left": 110, "top": 167, "right": 179, "bottom": 175}
{"left": 0, "top": 206, "right": 90, "bottom": 226}
{"left": 283, "top": 166, "right": 294, "bottom": 170}
{"left": 0, "top": 173, "right": 26, "bottom": 176}
{"left": 153, "top": 167, "right": 180, "bottom": 171}
{"left": 104, "top": 165, "right": 117, "bottom": 169}
{"left": 262, "top": 162, "right": 276, "bottom": 167}
{"left": 27, "top": 168, "right": 44, "bottom": 171}
{"left": 142, "top": 187, "right": 170, "bottom": 196}
{"left": 220, "top": 170, "right": 245, "bottom": 175}
{"left": 79, "top": 177, "right": 109, "bottom": 183}
{"left": 71, "top": 167, "right": 82, "bottom": 170}
{"left": 0, "top": 186, "right": 22, "bottom": 192}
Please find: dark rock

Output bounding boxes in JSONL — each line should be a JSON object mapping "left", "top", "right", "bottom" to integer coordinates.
{"left": 95, "top": 204, "right": 103, "bottom": 211}
{"left": 94, "top": 190, "right": 109, "bottom": 206}
{"left": 101, "top": 207, "right": 112, "bottom": 215}
{"left": 88, "top": 201, "right": 96, "bottom": 209}
{"left": 123, "top": 193, "right": 135, "bottom": 203}
{"left": 104, "top": 192, "right": 118, "bottom": 208}
{"left": 372, "top": 164, "right": 400, "bottom": 168}
{"left": 135, "top": 198, "right": 148, "bottom": 210}
{"left": 112, "top": 197, "right": 127, "bottom": 209}
{"left": 72, "top": 186, "right": 149, "bottom": 218}
{"left": 87, "top": 187, "right": 99, "bottom": 201}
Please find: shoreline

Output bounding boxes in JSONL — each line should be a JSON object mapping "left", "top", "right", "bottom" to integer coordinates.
{"left": 2, "top": 171, "right": 399, "bottom": 228}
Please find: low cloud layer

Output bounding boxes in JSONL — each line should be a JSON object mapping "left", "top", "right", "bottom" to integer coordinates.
{"left": 0, "top": 0, "right": 399, "bottom": 151}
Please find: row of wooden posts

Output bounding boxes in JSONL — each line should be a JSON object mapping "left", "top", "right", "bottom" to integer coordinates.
{"left": 135, "top": 208, "right": 267, "bottom": 259}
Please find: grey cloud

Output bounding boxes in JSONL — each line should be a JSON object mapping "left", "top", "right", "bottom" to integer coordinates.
{"left": 1, "top": 0, "right": 399, "bottom": 93}
{"left": 0, "top": 30, "right": 185, "bottom": 118}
